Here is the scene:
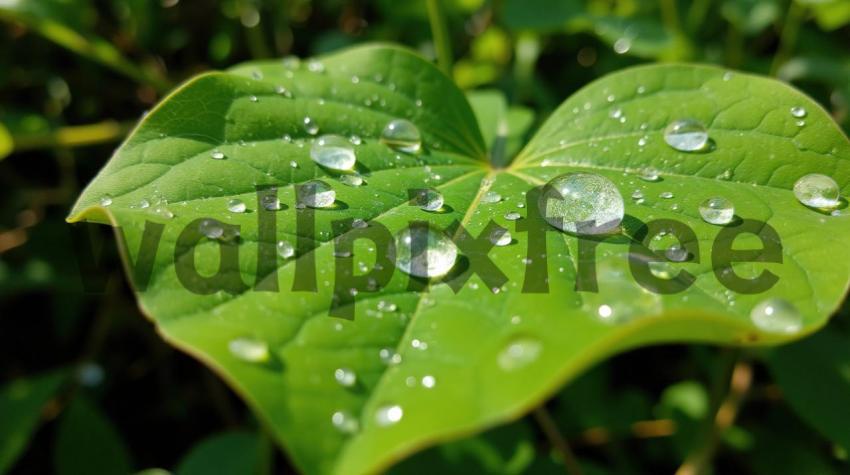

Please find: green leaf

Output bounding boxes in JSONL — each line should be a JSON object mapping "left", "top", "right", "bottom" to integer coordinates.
{"left": 55, "top": 395, "right": 132, "bottom": 475}
{"left": 767, "top": 323, "right": 850, "bottom": 450}
{"left": 0, "top": 0, "right": 170, "bottom": 92}
{"left": 175, "top": 432, "right": 260, "bottom": 475}
{"left": 0, "top": 371, "right": 67, "bottom": 473}
{"left": 467, "top": 90, "right": 535, "bottom": 168}
{"left": 0, "top": 122, "right": 11, "bottom": 160}
{"left": 68, "top": 44, "right": 850, "bottom": 475}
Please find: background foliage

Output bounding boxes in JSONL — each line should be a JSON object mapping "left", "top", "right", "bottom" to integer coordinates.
{"left": 2, "top": 0, "right": 850, "bottom": 474}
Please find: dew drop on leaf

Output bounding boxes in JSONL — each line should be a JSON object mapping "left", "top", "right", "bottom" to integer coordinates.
{"left": 210, "top": 150, "right": 225, "bottom": 160}
{"left": 331, "top": 411, "right": 359, "bottom": 434}
{"left": 504, "top": 211, "right": 522, "bottom": 221}
{"left": 311, "top": 134, "right": 356, "bottom": 171}
{"left": 413, "top": 188, "right": 444, "bottom": 211}
{"left": 199, "top": 219, "right": 224, "bottom": 239}
{"left": 303, "top": 116, "right": 319, "bottom": 135}
{"left": 334, "top": 368, "right": 357, "bottom": 387}
{"left": 664, "top": 118, "right": 709, "bottom": 151}
{"left": 297, "top": 180, "right": 335, "bottom": 208}
{"left": 639, "top": 168, "right": 660, "bottom": 182}
{"left": 481, "top": 190, "right": 502, "bottom": 203}
{"left": 393, "top": 226, "right": 458, "bottom": 278}
{"left": 793, "top": 173, "right": 840, "bottom": 208}
{"left": 489, "top": 228, "right": 512, "bottom": 247}
{"left": 276, "top": 240, "right": 294, "bottom": 259}
{"left": 497, "top": 336, "right": 542, "bottom": 371}
{"left": 750, "top": 298, "right": 802, "bottom": 334}
{"left": 261, "top": 195, "right": 282, "bottom": 211}
{"left": 421, "top": 375, "right": 436, "bottom": 388}
{"left": 699, "top": 197, "right": 735, "bottom": 225}
{"left": 100, "top": 195, "right": 113, "bottom": 207}
{"left": 539, "top": 172, "right": 624, "bottom": 235}
{"left": 380, "top": 119, "right": 421, "bottom": 153}
{"left": 228, "top": 337, "right": 269, "bottom": 362}
{"left": 227, "top": 198, "right": 247, "bottom": 213}
{"left": 790, "top": 106, "right": 807, "bottom": 118}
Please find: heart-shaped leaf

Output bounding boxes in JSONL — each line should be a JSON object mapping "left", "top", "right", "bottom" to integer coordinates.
{"left": 68, "top": 44, "right": 850, "bottom": 474}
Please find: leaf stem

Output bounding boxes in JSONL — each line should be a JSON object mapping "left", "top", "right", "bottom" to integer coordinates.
{"left": 770, "top": 1, "right": 805, "bottom": 76}
{"left": 675, "top": 352, "right": 752, "bottom": 475}
{"left": 427, "top": 0, "right": 454, "bottom": 77}
{"left": 10, "top": 121, "right": 133, "bottom": 153}
{"left": 532, "top": 406, "right": 584, "bottom": 475}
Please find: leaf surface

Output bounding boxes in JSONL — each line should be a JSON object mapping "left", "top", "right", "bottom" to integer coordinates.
{"left": 68, "top": 45, "right": 850, "bottom": 474}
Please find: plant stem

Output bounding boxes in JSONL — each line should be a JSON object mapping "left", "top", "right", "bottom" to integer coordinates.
{"left": 532, "top": 406, "right": 584, "bottom": 475}
{"left": 675, "top": 351, "right": 752, "bottom": 475}
{"left": 427, "top": 0, "right": 454, "bottom": 77}
{"left": 10, "top": 121, "right": 133, "bottom": 153}
{"left": 771, "top": 1, "right": 805, "bottom": 76}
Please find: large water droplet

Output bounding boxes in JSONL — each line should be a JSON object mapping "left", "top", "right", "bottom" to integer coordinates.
{"left": 375, "top": 404, "right": 403, "bottom": 426}
{"left": 227, "top": 198, "right": 247, "bottom": 213}
{"left": 699, "top": 197, "right": 735, "bottom": 225}
{"left": 793, "top": 173, "right": 840, "bottom": 208}
{"left": 228, "top": 337, "right": 269, "bottom": 362}
{"left": 331, "top": 410, "right": 359, "bottom": 434}
{"left": 664, "top": 119, "right": 709, "bottom": 152}
{"left": 276, "top": 240, "right": 294, "bottom": 259}
{"left": 539, "top": 172, "right": 624, "bottom": 235}
{"left": 489, "top": 228, "right": 512, "bottom": 247}
{"left": 297, "top": 180, "right": 336, "bottom": 208}
{"left": 750, "top": 298, "right": 802, "bottom": 334}
{"left": 497, "top": 336, "right": 542, "bottom": 371}
{"left": 381, "top": 119, "right": 421, "bottom": 153}
{"left": 334, "top": 367, "right": 357, "bottom": 387}
{"left": 413, "top": 188, "right": 444, "bottom": 211}
{"left": 311, "top": 134, "right": 356, "bottom": 171}
{"left": 393, "top": 226, "right": 458, "bottom": 278}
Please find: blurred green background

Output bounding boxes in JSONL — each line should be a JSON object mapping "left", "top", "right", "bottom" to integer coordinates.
{"left": 2, "top": 0, "right": 850, "bottom": 474}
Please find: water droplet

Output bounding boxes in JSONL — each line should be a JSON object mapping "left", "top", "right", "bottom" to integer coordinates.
{"left": 413, "top": 188, "right": 444, "bottom": 211}
{"left": 227, "top": 198, "right": 247, "bottom": 213}
{"left": 393, "top": 226, "right": 458, "bottom": 278}
{"left": 597, "top": 304, "right": 614, "bottom": 320}
{"left": 228, "top": 337, "right": 269, "bottom": 362}
{"left": 334, "top": 368, "right": 357, "bottom": 387}
{"left": 249, "top": 95, "right": 259, "bottom": 103}
{"left": 750, "top": 298, "right": 802, "bottom": 334}
{"left": 377, "top": 300, "right": 397, "bottom": 312}
{"left": 289, "top": 160, "right": 298, "bottom": 168}
{"left": 380, "top": 119, "right": 421, "bottom": 153}
{"left": 379, "top": 347, "right": 401, "bottom": 365}
{"left": 481, "top": 191, "right": 502, "bottom": 203}
{"left": 497, "top": 337, "right": 542, "bottom": 371}
{"left": 609, "top": 107, "right": 623, "bottom": 119}
{"left": 613, "top": 37, "right": 631, "bottom": 54}
{"left": 421, "top": 375, "right": 436, "bottom": 388}
{"left": 297, "top": 180, "right": 336, "bottom": 208}
{"left": 349, "top": 135, "right": 362, "bottom": 145}
{"left": 199, "top": 219, "right": 224, "bottom": 239}
{"left": 139, "top": 199, "right": 150, "bottom": 209}
{"left": 639, "top": 168, "right": 660, "bottom": 182}
{"left": 504, "top": 211, "right": 522, "bottom": 221}
{"left": 793, "top": 173, "right": 841, "bottom": 208}
{"left": 699, "top": 197, "right": 735, "bottom": 225}
{"left": 311, "top": 134, "right": 356, "bottom": 171}
{"left": 665, "top": 244, "right": 688, "bottom": 262}
{"left": 352, "top": 218, "right": 368, "bottom": 229}
{"left": 631, "top": 190, "right": 644, "bottom": 201}
{"left": 375, "top": 405, "right": 403, "bottom": 426}
{"left": 303, "top": 116, "right": 319, "bottom": 135}
{"left": 331, "top": 410, "right": 359, "bottom": 434}
{"left": 659, "top": 191, "right": 674, "bottom": 199}
{"left": 307, "top": 60, "right": 325, "bottom": 73}
{"left": 276, "top": 240, "right": 294, "bottom": 259}
{"left": 261, "top": 195, "right": 281, "bottom": 211}
{"left": 790, "top": 106, "right": 807, "bottom": 118}
{"left": 539, "top": 172, "right": 624, "bottom": 235}
{"left": 100, "top": 195, "right": 113, "bottom": 207}
{"left": 152, "top": 206, "right": 174, "bottom": 219}
{"left": 664, "top": 119, "right": 709, "bottom": 152}
{"left": 211, "top": 150, "right": 225, "bottom": 160}
{"left": 489, "top": 228, "right": 512, "bottom": 247}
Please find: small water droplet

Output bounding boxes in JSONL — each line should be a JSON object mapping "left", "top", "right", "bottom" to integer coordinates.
{"left": 413, "top": 188, "right": 444, "bottom": 211}
{"left": 497, "top": 336, "right": 542, "bottom": 371}
{"left": 790, "top": 106, "right": 807, "bottom": 118}
{"left": 349, "top": 135, "right": 362, "bottom": 145}
{"left": 261, "top": 195, "right": 281, "bottom": 211}
{"left": 609, "top": 107, "right": 623, "bottom": 119}
{"left": 227, "top": 198, "right": 247, "bottom": 213}
{"left": 303, "top": 117, "right": 319, "bottom": 135}
{"left": 659, "top": 191, "right": 674, "bottom": 199}
{"left": 379, "top": 347, "right": 401, "bottom": 365}
{"left": 289, "top": 160, "right": 298, "bottom": 168}
{"left": 228, "top": 337, "right": 269, "bottom": 362}
{"left": 664, "top": 119, "right": 709, "bottom": 152}
{"left": 307, "top": 60, "right": 325, "bottom": 73}
{"left": 699, "top": 197, "right": 735, "bottom": 225}
{"left": 211, "top": 150, "right": 225, "bottom": 160}
{"left": 138, "top": 199, "right": 150, "bottom": 209}
{"left": 199, "top": 219, "right": 224, "bottom": 239}
{"left": 421, "top": 375, "right": 436, "bottom": 388}
{"left": 539, "top": 173, "right": 624, "bottom": 235}
{"left": 297, "top": 180, "right": 336, "bottom": 208}
{"left": 377, "top": 300, "right": 397, "bottom": 312}
{"left": 613, "top": 37, "right": 631, "bottom": 54}
{"left": 331, "top": 410, "right": 359, "bottom": 434}
{"left": 504, "top": 211, "right": 522, "bottom": 221}
{"left": 794, "top": 174, "right": 840, "bottom": 208}
{"left": 311, "top": 134, "right": 356, "bottom": 171}
{"left": 665, "top": 244, "right": 688, "bottom": 262}
{"left": 375, "top": 405, "right": 403, "bottom": 426}
{"left": 750, "top": 298, "right": 802, "bottom": 334}
{"left": 489, "top": 228, "right": 512, "bottom": 247}
{"left": 481, "top": 190, "right": 502, "bottom": 203}
{"left": 352, "top": 218, "right": 368, "bottom": 229}
{"left": 639, "top": 168, "right": 660, "bottom": 182}
{"left": 597, "top": 304, "right": 613, "bottom": 320}
{"left": 249, "top": 95, "right": 258, "bottom": 103}
{"left": 334, "top": 368, "right": 357, "bottom": 387}
{"left": 393, "top": 226, "right": 458, "bottom": 278}
{"left": 100, "top": 195, "right": 113, "bottom": 207}
{"left": 381, "top": 119, "right": 421, "bottom": 153}
{"left": 276, "top": 240, "right": 294, "bottom": 259}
